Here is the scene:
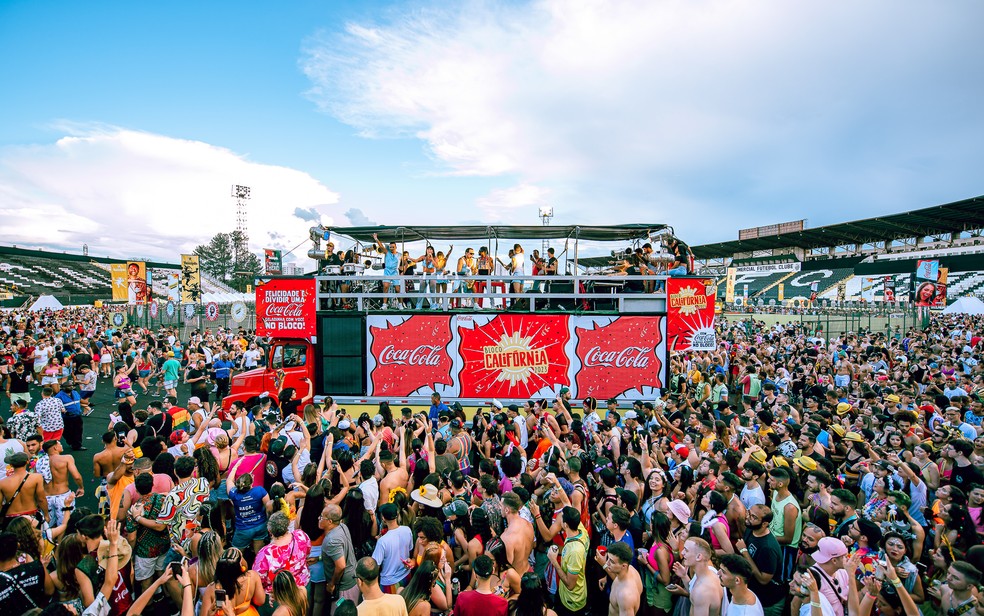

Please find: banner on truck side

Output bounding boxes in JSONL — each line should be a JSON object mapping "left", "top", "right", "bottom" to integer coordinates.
{"left": 365, "top": 313, "right": 666, "bottom": 401}
{"left": 256, "top": 278, "right": 317, "bottom": 337}
{"left": 666, "top": 277, "right": 716, "bottom": 351}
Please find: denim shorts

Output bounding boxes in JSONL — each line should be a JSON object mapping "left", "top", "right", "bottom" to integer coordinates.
{"left": 232, "top": 524, "right": 270, "bottom": 549}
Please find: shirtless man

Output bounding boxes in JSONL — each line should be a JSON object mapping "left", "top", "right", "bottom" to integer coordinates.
{"left": 40, "top": 440, "right": 84, "bottom": 527}
{"left": 0, "top": 452, "right": 48, "bottom": 523}
{"left": 673, "top": 538, "right": 722, "bottom": 616}
{"left": 93, "top": 430, "right": 126, "bottom": 517}
{"left": 377, "top": 448, "right": 408, "bottom": 502}
{"left": 500, "top": 492, "right": 534, "bottom": 572}
{"left": 605, "top": 541, "right": 642, "bottom": 616}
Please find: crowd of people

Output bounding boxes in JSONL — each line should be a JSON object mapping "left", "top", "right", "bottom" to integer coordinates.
{"left": 0, "top": 305, "right": 983, "bottom": 616}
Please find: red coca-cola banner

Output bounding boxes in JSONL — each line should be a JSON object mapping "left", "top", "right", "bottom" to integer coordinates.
{"left": 255, "top": 278, "right": 317, "bottom": 338}
{"left": 574, "top": 317, "right": 664, "bottom": 400}
{"left": 666, "top": 277, "right": 717, "bottom": 352}
{"left": 366, "top": 314, "right": 666, "bottom": 400}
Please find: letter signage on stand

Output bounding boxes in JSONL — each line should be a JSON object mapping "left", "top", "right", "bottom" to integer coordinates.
{"left": 256, "top": 278, "right": 317, "bottom": 337}
{"left": 366, "top": 314, "right": 666, "bottom": 400}
{"left": 666, "top": 278, "right": 716, "bottom": 351}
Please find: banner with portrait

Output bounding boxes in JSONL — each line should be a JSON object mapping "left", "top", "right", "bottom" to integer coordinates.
{"left": 914, "top": 265, "right": 948, "bottom": 308}
{"left": 125, "top": 261, "right": 149, "bottom": 305}
{"left": 180, "top": 254, "right": 202, "bottom": 304}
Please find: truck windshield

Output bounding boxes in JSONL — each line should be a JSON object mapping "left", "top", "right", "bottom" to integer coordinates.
{"left": 272, "top": 345, "right": 307, "bottom": 369}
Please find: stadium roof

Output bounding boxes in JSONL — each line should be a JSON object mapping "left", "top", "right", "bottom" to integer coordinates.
{"left": 691, "top": 195, "right": 984, "bottom": 259}
{"left": 328, "top": 224, "right": 668, "bottom": 243}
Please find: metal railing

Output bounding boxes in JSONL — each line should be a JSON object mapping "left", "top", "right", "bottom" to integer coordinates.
{"left": 314, "top": 273, "right": 671, "bottom": 312}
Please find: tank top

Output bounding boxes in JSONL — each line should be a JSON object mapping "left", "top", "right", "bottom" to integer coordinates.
{"left": 453, "top": 434, "right": 471, "bottom": 470}
{"left": 770, "top": 491, "right": 802, "bottom": 545}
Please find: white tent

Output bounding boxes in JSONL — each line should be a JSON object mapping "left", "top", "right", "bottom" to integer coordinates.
{"left": 28, "top": 295, "right": 64, "bottom": 311}
{"left": 942, "top": 296, "right": 984, "bottom": 316}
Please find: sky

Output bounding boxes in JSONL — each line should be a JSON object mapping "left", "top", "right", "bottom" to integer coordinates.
{"left": 0, "top": 0, "right": 982, "bottom": 264}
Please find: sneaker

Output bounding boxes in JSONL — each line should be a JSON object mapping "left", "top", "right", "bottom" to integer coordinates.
{"left": 381, "top": 303, "right": 388, "bottom": 310}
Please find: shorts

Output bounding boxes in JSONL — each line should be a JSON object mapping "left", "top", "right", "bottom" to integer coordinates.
{"left": 9, "top": 392, "right": 31, "bottom": 406}
{"left": 42, "top": 429, "right": 63, "bottom": 442}
{"left": 100, "top": 355, "right": 113, "bottom": 365}
{"left": 138, "top": 370, "right": 151, "bottom": 378}
{"left": 834, "top": 374, "right": 850, "bottom": 388}
{"left": 41, "top": 377, "right": 58, "bottom": 386}
{"left": 134, "top": 553, "right": 169, "bottom": 581}
{"left": 232, "top": 524, "right": 269, "bottom": 549}
{"left": 163, "top": 380, "right": 177, "bottom": 390}
{"left": 115, "top": 388, "right": 134, "bottom": 399}
{"left": 80, "top": 390, "right": 95, "bottom": 400}
{"left": 46, "top": 491, "right": 75, "bottom": 528}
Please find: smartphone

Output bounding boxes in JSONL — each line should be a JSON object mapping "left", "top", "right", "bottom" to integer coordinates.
{"left": 215, "top": 589, "right": 227, "bottom": 605}
{"left": 170, "top": 561, "right": 183, "bottom": 576}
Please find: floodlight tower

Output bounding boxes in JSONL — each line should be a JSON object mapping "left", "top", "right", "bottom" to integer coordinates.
{"left": 232, "top": 184, "right": 251, "bottom": 263}
{"left": 538, "top": 205, "right": 554, "bottom": 254}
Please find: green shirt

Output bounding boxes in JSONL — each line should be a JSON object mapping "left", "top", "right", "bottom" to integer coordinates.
{"left": 162, "top": 358, "right": 182, "bottom": 382}
{"left": 770, "top": 490, "right": 802, "bottom": 545}
{"left": 559, "top": 525, "right": 589, "bottom": 610}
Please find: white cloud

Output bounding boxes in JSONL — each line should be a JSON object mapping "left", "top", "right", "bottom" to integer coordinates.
{"left": 476, "top": 183, "right": 549, "bottom": 216}
{"left": 0, "top": 125, "right": 340, "bottom": 261}
{"left": 302, "top": 0, "right": 984, "bottom": 241}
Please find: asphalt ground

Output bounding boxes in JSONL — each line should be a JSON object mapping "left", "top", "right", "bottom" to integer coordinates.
{"left": 2, "top": 375, "right": 199, "bottom": 513}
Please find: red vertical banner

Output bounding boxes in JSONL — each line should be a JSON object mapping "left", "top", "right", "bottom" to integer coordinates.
{"left": 573, "top": 317, "right": 665, "bottom": 400}
{"left": 255, "top": 278, "right": 317, "bottom": 338}
{"left": 666, "top": 277, "right": 716, "bottom": 351}
{"left": 366, "top": 316, "right": 454, "bottom": 396}
{"left": 457, "top": 314, "right": 571, "bottom": 399}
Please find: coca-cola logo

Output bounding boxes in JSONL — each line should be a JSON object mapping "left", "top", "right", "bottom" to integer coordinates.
{"left": 263, "top": 302, "right": 306, "bottom": 318}
{"left": 583, "top": 346, "right": 651, "bottom": 368}
{"left": 378, "top": 344, "right": 444, "bottom": 366}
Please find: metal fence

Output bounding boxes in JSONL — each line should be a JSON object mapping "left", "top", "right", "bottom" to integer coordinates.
{"left": 118, "top": 302, "right": 257, "bottom": 335}
{"left": 722, "top": 307, "right": 922, "bottom": 337}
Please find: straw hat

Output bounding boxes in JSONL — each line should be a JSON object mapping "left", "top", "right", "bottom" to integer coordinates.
{"left": 749, "top": 450, "right": 767, "bottom": 464}
{"left": 836, "top": 402, "right": 853, "bottom": 416}
{"left": 97, "top": 538, "right": 132, "bottom": 569}
{"left": 793, "top": 457, "right": 818, "bottom": 472}
{"left": 843, "top": 431, "right": 864, "bottom": 443}
{"left": 830, "top": 425, "right": 846, "bottom": 438}
{"left": 411, "top": 484, "right": 443, "bottom": 508}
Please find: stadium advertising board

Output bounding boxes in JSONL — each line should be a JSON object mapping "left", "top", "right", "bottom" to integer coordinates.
{"left": 366, "top": 314, "right": 666, "bottom": 400}
{"left": 256, "top": 278, "right": 317, "bottom": 338}
{"left": 734, "top": 262, "right": 801, "bottom": 274}
{"left": 666, "top": 277, "right": 716, "bottom": 351}
{"left": 738, "top": 219, "right": 805, "bottom": 240}
{"left": 264, "top": 249, "right": 283, "bottom": 275}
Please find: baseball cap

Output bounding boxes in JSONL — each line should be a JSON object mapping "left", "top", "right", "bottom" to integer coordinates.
{"left": 559, "top": 386, "right": 570, "bottom": 396}
{"left": 491, "top": 399, "right": 503, "bottom": 410}
{"left": 170, "top": 430, "right": 186, "bottom": 445}
{"left": 188, "top": 396, "right": 201, "bottom": 405}
{"left": 673, "top": 444, "right": 689, "bottom": 458}
{"left": 338, "top": 419, "right": 352, "bottom": 430}
{"left": 624, "top": 410, "right": 638, "bottom": 420}
{"left": 812, "top": 537, "right": 848, "bottom": 564}
{"left": 442, "top": 499, "right": 468, "bottom": 518}
{"left": 507, "top": 404, "right": 519, "bottom": 413}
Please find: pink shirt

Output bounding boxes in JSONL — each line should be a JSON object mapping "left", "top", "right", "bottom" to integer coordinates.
{"left": 124, "top": 473, "right": 175, "bottom": 502}
{"left": 253, "top": 530, "right": 312, "bottom": 592}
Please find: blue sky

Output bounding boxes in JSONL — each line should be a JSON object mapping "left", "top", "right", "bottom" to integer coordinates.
{"left": 1, "top": 0, "right": 982, "bottom": 263}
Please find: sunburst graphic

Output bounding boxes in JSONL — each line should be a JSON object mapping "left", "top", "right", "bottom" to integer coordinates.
{"left": 673, "top": 310, "right": 717, "bottom": 351}
{"left": 672, "top": 286, "right": 702, "bottom": 316}
{"left": 484, "top": 331, "right": 547, "bottom": 386}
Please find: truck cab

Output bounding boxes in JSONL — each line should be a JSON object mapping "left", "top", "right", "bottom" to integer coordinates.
{"left": 224, "top": 338, "right": 315, "bottom": 408}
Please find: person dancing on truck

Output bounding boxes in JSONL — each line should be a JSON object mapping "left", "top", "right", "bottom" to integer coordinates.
{"left": 372, "top": 233, "right": 401, "bottom": 310}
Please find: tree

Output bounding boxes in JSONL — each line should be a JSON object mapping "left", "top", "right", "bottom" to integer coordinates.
{"left": 192, "top": 232, "right": 234, "bottom": 282}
